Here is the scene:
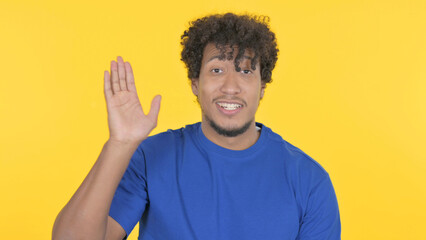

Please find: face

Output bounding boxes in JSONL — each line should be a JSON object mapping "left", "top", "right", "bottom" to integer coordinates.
{"left": 191, "top": 43, "right": 265, "bottom": 137}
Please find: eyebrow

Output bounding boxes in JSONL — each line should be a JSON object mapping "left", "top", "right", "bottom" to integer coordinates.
{"left": 207, "top": 55, "right": 253, "bottom": 63}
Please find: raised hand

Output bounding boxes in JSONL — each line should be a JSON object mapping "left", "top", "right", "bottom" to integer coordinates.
{"left": 104, "top": 56, "right": 161, "bottom": 144}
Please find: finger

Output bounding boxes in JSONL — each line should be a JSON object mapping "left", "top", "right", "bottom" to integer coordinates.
{"left": 110, "top": 61, "right": 120, "bottom": 94}
{"left": 147, "top": 95, "right": 162, "bottom": 124}
{"left": 125, "top": 62, "right": 137, "bottom": 93}
{"left": 117, "top": 56, "right": 128, "bottom": 91}
{"left": 104, "top": 70, "right": 113, "bottom": 102}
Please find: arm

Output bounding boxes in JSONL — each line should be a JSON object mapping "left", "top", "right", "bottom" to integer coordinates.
{"left": 296, "top": 175, "right": 341, "bottom": 240}
{"left": 52, "top": 56, "right": 161, "bottom": 240}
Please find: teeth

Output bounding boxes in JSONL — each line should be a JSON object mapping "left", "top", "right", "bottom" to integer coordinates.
{"left": 218, "top": 103, "right": 242, "bottom": 110}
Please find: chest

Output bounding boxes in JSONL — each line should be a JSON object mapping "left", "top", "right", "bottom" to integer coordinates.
{"left": 141, "top": 151, "right": 300, "bottom": 240}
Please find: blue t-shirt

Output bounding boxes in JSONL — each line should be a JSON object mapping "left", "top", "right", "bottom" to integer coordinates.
{"left": 109, "top": 122, "right": 341, "bottom": 240}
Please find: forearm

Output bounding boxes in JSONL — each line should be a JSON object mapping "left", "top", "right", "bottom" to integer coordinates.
{"left": 52, "top": 139, "right": 140, "bottom": 240}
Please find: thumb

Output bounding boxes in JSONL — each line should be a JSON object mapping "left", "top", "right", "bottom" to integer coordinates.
{"left": 147, "top": 95, "right": 162, "bottom": 124}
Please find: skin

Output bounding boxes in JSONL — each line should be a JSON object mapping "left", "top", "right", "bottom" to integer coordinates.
{"left": 192, "top": 43, "right": 265, "bottom": 150}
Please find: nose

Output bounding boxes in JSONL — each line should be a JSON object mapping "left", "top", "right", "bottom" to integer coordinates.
{"left": 220, "top": 71, "right": 241, "bottom": 95}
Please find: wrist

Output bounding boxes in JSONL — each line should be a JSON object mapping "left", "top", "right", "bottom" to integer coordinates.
{"left": 107, "top": 137, "right": 142, "bottom": 148}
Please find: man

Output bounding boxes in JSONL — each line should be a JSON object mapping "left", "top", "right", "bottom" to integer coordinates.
{"left": 53, "top": 13, "right": 340, "bottom": 240}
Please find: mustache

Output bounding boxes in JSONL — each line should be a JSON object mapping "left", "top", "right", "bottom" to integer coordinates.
{"left": 212, "top": 96, "right": 247, "bottom": 106}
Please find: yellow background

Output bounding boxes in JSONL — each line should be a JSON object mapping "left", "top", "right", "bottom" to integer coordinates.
{"left": 1, "top": 0, "right": 425, "bottom": 239}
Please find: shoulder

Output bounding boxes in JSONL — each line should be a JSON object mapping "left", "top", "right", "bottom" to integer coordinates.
{"left": 139, "top": 122, "right": 200, "bottom": 153}
{"left": 262, "top": 125, "right": 336, "bottom": 214}
{"left": 261, "top": 124, "right": 329, "bottom": 179}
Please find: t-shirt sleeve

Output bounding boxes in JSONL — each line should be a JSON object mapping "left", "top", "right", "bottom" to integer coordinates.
{"left": 109, "top": 145, "right": 148, "bottom": 238}
{"left": 296, "top": 174, "right": 341, "bottom": 240}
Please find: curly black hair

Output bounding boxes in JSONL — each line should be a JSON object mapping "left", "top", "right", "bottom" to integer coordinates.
{"left": 180, "top": 13, "right": 279, "bottom": 84}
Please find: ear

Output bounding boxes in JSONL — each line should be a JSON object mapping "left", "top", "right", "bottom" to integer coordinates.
{"left": 260, "top": 83, "right": 266, "bottom": 99}
{"left": 191, "top": 78, "right": 199, "bottom": 96}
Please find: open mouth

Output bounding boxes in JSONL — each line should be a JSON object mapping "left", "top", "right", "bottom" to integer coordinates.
{"left": 217, "top": 102, "right": 243, "bottom": 111}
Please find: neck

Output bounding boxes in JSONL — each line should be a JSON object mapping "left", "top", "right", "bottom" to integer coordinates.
{"left": 200, "top": 120, "right": 260, "bottom": 150}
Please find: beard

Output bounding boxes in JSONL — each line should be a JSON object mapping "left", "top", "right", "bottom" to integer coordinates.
{"left": 204, "top": 114, "right": 253, "bottom": 137}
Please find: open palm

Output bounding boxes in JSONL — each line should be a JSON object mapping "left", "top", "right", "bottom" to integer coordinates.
{"left": 104, "top": 56, "right": 161, "bottom": 144}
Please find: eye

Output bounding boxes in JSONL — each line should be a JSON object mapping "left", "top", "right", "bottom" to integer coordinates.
{"left": 241, "top": 69, "right": 252, "bottom": 74}
{"left": 211, "top": 68, "right": 223, "bottom": 73}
